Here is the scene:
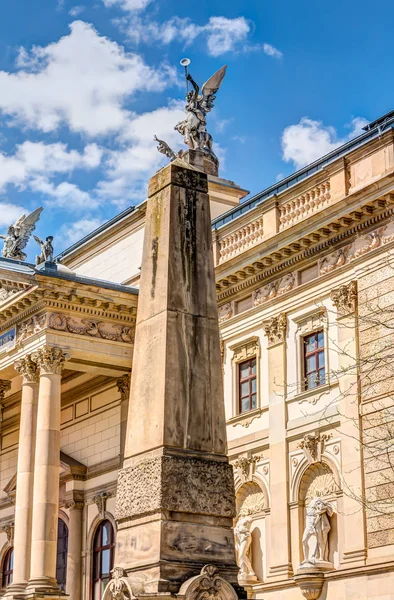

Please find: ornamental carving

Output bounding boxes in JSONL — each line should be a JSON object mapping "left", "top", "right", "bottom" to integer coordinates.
{"left": 218, "top": 302, "right": 233, "bottom": 322}
{"left": 109, "top": 567, "right": 130, "bottom": 600}
{"left": 233, "top": 455, "right": 261, "bottom": 482}
{"left": 330, "top": 281, "right": 357, "bottom": 316}
{"left": 49, "top": 313, "right": 134, "bottom": 344}
{"left": 253, "top": 273, "right": 295, "bottom": 307}
{"left": 32, "top": 346, "right": 70, "bottom": 375}
{"left": 17, "top": 313, "right": 46, "bottom": 344}
{"left": 232, "top": 337, "right": 259, "bottom": 363}
{"left": 181, "top": 565, "right": 237, "bottom": 600}
{"left": 300, "top": 463, "right": 339, "bottom": 505}
{"left": 236, "top": 481, "right": 267, "bottom": 515}
{"left": 116, "top": 456, "right": 235, "bottom": 521}
{"left": 319, "top": 244, "right": 352, "bottom": 275}
{"left": 263, "top": 313, "right": 287, "bottom": 346}
{"left": 93, "top": 491, "right": 112, "bottom": 518}
{"left": 298, "top": 432, "right": 332, "bottom": 464}
{"left": 14, "top": 355, "right": 39, "bottom": 383}
{"left": 0, "top": 284, "right": 20, "bottom": 304}
{"left": 0, "top": 379, "right": 11, "bottom": 400}
{"left": 1, "top": 522, "right": 14, "bottom": 544}
{"left": 116, "top": 374, "right": 131, "bottom": 400}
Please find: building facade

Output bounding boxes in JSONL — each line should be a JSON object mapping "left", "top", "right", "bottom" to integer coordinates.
{"left": 1, "top": 113, "right": 394, "bottom": 600}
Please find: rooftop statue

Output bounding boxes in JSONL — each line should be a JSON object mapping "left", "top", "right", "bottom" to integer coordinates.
{"left": 175, "top": 62, "right": 227, "bottom": 158}
{"left": 0, "top": 207, "right": 43, "bottom": 261}
{"left": 34, "top": 235, "right": 54, "bottom": 265}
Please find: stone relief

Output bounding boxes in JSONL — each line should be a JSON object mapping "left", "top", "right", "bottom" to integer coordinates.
{"left": 276, "top": 272, "right": 296, "bottom": 296}
{"left": 330, "top": 280, "right": 357, "bottom": 315}
{"left": 0, "top": 522, "right": 14, "bottom": 544}
{"left": 116, "top": 456, "right": 235, "bottom": 521}
{"left": 116, "top": 374, "right": 131, "bottom": 400}
{"left": 31, "top": 346, "right": 70, "bottom": 375}
{"left": 300, "top": 497, "right": 334, "bottom": 567}
{"left": 263, "top": 313, "right": 287, "bottom": 346}
{"left": 233, "top": 455, "right": 261, "bottom": 482}
{"left": 300, "top": 463, "right": 339, "bottom": 506}
{"left": 108, "top": 567, "right": 131, "bottom": 600}
{"left": 180, "top": 565, "right": 238, "bottom": 600}
{"left": 234, "top": 512, "right": 257, "bottom": 582}
{"left": 49, "top": 313, "right": 134, "bottom": 344}
{"left": 0, "top": 284, "right": 21, "bottom": 304}
{"left": 17, "top": 314, "right": 46, "bottom": 344}
{"left": 319, "top": 244, "right": 352, "bottom": 275}
{"left": 232, "top": 337, "right": 259, "bottom": 363}
{"left": 218, "top": 302, "right": 233, "bottom": 322}
{"left": 236, "top": 481, "right": 267, "bottom": 516}
{"left": 93, "top": 491, "right": 112, "bottom": 518}
{"left": 253, "top": 273, "right": 295, "bottom": 307}
{"left": 298, "top": 432, "right": 332, "bottom": 465}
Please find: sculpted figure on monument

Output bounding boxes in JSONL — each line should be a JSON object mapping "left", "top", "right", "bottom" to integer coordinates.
{"left": 234, "top": 511, "right": 256, "bottom": 580}
{"left": 175, "top": 64, "right": 227, "bottom": 158}
{"left": 301, "top": 497, "right": 334, "bottom": 565}
{"left": 34, "top": 234, "right": 54, "bottom": 265}
{"left": 0, "top": 207, "right": 43, "bottom": 261}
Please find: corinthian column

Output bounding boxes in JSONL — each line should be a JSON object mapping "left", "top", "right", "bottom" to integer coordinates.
{"left": 65, "top": 497, "right": 84, "bottom": 600}
{"left": 26, "top": 346, "right": 69, "bottom": 595}
{"left": 5, "top": 358, "right": 38, "bottom": 596}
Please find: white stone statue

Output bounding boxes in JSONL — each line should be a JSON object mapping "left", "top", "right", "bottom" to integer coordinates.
{"left": 301, "top": 497, "right": 334, "bottom": 566}
{"left": 0, "top": 207, "right": 43, "bottom": 261}
{"left": 234, "top": 510, "right": 256, "bottom": 581}
{"left": 34, "top": 235, "right": 54, "bottom": 265}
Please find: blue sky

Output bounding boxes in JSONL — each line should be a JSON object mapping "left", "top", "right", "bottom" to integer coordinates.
{"left": 0, "top": 0, "right": 394, "bottom": 261}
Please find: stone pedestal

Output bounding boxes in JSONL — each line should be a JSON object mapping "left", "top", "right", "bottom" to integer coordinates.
{"left": 182, "top": 149, "right": 219, "bottom": 176}
{"left": 114, "top": 159, "right": 238, "bottom": 593}
{"left": 6, "top": 359, "right": 38, "bottom": 596}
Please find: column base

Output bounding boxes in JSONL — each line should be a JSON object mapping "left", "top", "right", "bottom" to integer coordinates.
{"left": 25, "top": 577, "right": 66, "bottom": 597}
{"left": 4, "top": 581, "right": 29, "bottom": 597}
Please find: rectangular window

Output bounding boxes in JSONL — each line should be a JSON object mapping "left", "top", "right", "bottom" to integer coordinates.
{"left": 303, "top": 330, "right": 325, "bottom": 390}
{"left": 238, "top": 357, "right": 257, "bottom": 413}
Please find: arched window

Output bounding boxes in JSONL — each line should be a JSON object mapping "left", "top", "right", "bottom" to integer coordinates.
{"left": 2, "top": 548, "right": 14, "bottom": 588}
{"left": 56, "top": 519, "right": 68, "bottom": 591}
{"left": 92, "top": 520, "right": 115, "bottom": 600}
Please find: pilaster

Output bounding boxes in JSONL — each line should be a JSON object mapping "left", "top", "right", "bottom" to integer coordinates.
{"left": 65, "top": 495, "right": 84, "bottom": 600}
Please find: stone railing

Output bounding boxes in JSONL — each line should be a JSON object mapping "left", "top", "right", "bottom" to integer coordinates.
{"left": 279, "top": 181, "right": 331, "bottom": 231}
{"left": 218, "top": 217, "right": 264, "bottom": 264}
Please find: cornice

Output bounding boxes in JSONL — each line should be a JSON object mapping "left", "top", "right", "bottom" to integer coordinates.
{"left": 217, "top": 195, "right": 393, "bottom": 302}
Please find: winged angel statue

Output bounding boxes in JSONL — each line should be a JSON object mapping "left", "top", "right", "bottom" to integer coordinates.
{"left": 0, "top": 207, "right": 43, "bottom": 261}
{"left": 175, "top": 64, "right": 227, "bottom": 157}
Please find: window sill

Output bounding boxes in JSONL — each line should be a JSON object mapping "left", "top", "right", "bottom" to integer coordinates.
{"left": 292, "top": 381, "right": 338, "bottom": 405}
{"left": 227, "top": 407, "right": 264, "bottom": 428}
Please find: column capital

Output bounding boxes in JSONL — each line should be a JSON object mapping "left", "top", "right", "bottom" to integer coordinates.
{"left": 32, "top": 346, "right": 70, "bottom": 375}
{"left": 263, "top": 312, "right": 287, "bottom": 347}
{"left": 65, "top": 500, "right": 84, "bottom": 511}
{"left": 0, "top": 379, "right": 11, "bottom": 400}
{"left": 14, "top": 355, "right": 39, "bottom": 384}
{"left": 116, "top": 374, "right": 131, "bottom": 401}
{"left": 330, "top": 280, "right": 357, "bottom": 317}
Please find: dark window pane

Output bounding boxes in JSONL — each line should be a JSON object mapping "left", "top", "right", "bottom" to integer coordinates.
{"left": 251, "top": 378, "right": 256, "bottom": 394}
{"left": 250, "top": 359, "right": 256, "bottom": 374}
{"left": 241, "top": 397, "right": 250, "bottom": 413}
{"left": 101, "top": 549, "right": 110, "bottom": 575}
{"left": 92, "top": 521, "right": 115, "bottom": 600}
{"left": 239, "top": 362, "right": 249, "bottom": 379}
{"left": 318, "top": 331, "right": 324, "bottom": 348}
{"left": 251, "top": 394, "right": 257, "bottom": 409}
{"left": 307, "top": 373, "right": 317, "bottom": 389}
{"left": 305, "top": 335, "right": 316, "bottom": 353}
{"left": 306, "top": 355, "right": 316, "bottom": 372}
{"left": 318, "top": 368, "right": 325, "bottom": 384}
{"left": 102, "top": 522, "right": 111, "bottom": 546}
{"left": 318, "top": 351, "right": 325, "bottom": 368}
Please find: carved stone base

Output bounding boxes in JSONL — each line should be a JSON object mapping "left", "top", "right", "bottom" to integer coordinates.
{"left": 182, "top": 149, "right": 219, "bottom": 176}
{"left": 237, "top": 573, "right": 257, "bottom": 585}
{"left": 293, "top": 572, "right": 325, "bottom": 600}
{"left": 297, "top": 560, "right": 334, "bottom": 573}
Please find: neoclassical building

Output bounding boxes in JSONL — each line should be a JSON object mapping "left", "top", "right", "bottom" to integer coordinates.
{"left": 1, "top": 110, "right": 394, "bottom": 600}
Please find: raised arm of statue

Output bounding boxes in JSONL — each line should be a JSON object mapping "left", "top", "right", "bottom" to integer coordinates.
{"left": 186, "top": 73, "right": 200, "bottom": 100}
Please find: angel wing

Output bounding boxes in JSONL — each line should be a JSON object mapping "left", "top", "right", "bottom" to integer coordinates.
{"left": 33, "top": 235, "right": 44, "bottom": 246}
{"left": 200, "top": 65, "right": 227, "bottom": 113}
{"left": 14, "top": 207, "right": 43, "bottom": 252}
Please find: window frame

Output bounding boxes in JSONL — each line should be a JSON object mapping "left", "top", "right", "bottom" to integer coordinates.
{"left": 2, "top": 547, "right": 13, "bottom": 588}
{"left": 229, "top": 336, "right": 261, "bottom": 420}
{"left": 56, "top": 518, "right": 68, "bottom": 592}
{"left": 92, "top": 520, "right": 115, "bottom": 600}
{"left": 238, "top": 357, "right": 257, "bottom": 414}
{"left": 302, "top": 329, "right": 326, "bottom": 391}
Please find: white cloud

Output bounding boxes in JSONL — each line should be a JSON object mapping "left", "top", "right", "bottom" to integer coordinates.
{"left": 103, "top": 0, "right": 151, "bottom": 11}
{"left": 117, "top": 15, "right": 252, "bottom": 56}
{"left": 69, "top": 6, "right": 85, "bottom": 16}
{"left": 59, "top": 217, "right": 104, "bottom": 246}
{"left": 0, "top": 21, "right": 176, "bottom": 136}
{"left": 282, "top": 116, "right": 368, "bottom": 169}
{"left": 31, "top": 178, "right": 99, "bottom": 210}
{"left": 263, "top": 43, "right": 283, "bottom": 59}
{"left": 0, "top": 202, "right": 27, "bottom": 227}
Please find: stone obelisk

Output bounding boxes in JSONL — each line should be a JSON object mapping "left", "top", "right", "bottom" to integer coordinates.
{"left": 114, "top": 156, "right": 238, "bottom": 593}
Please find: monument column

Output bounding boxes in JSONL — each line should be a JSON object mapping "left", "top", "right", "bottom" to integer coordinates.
{"left": 6, "top": 359, "right": 38, "bottom": 595}
{"left": 114, "top": 158, "right": 238, "bottom": 593}
{"left": 26, "top": 346, "right": 69, "bottom": 595}
{"left": 264, "top": 314, "right": 293, "bottom": 581}
{"left": 65, "top": 497, "right": 84, "bottom": 600}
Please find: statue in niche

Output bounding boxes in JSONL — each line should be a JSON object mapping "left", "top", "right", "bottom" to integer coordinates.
{"left": 301, "top": 497, "right": 334, "bottom": 566}
{"left": 234, "top": 510, "right": 256, "bottom": 581}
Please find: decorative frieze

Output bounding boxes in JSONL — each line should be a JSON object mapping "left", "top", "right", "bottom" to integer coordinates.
{"left": 253, "top": 272, "right": 295, "bottom": 306}
{"left": 14, "top": 355, "right": 39, "bottom": 383}
{"left": 330, "top": 280, "right": 357, "bottom": 316}
{"left": 17, "top": 313, "right": 46, "bottom": 344}
{"left": 231, "top": 337, "right": 259, "bottom": 363}
{"left": 32, "top": 346, "right": 69, "bottom": 375}
{"left": 219, "top": 217, "right": 264, "bottom": 264}
{"left": 279, "top": 181, "right": 331, "bottom": 231}
{"left": 298, "top": 432, "right": 332, "bottom": 465}
{"left": 218, "top": 302, "right": 233, "bottom": 322}
{"left": 0, "top": 379, "right": 11, "bottom": 400}
{"left": 49, "top": 313, "right": 134, "bottom": 344}
{"left": 263, "top": 313, "right": 287, "bottom": 346}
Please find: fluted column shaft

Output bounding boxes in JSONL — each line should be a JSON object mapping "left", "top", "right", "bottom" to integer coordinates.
{"left": 65, "top": 500, "right": 84, "bottom": 600}
{"left": 6, "top": 359, "right": 38, "bottom": 594}
{"left": 27, "top": 347, "right": 69, "bottom": 594}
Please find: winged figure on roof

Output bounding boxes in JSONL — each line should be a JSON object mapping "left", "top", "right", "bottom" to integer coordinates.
{"left": 0, "top": 207, "right": 43, "bottom": 261}
{"left": 174, "top": 64, "right": 227, "bottom": 158}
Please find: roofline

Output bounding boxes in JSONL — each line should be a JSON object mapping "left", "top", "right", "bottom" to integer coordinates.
{"left": 212, "top": 115, "right": 394, "bottom": 230}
